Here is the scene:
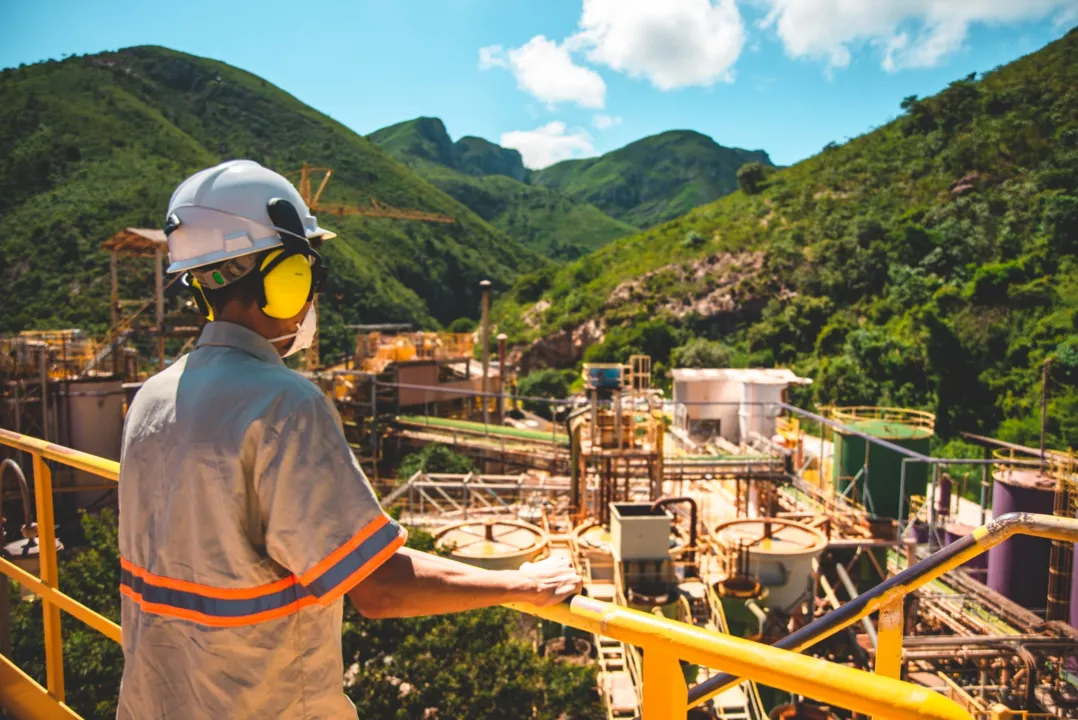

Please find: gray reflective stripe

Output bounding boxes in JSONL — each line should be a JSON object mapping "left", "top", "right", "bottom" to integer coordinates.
{"left": 305, "top": 520, "right": 404, "bottom": 598}
{"left": 121, "top": 569, "right": 311, "bottom": 619}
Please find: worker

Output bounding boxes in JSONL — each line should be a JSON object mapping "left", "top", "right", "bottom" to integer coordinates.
{"left": 116, "top": 160, "right": 582, "bottom": 719}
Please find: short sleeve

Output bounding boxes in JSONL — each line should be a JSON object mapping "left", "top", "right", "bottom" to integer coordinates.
{"left": 257, "top": 393, "right": 406, "bottom": 605}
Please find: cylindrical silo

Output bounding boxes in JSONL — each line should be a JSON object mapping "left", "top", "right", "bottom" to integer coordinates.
{"left": 831, "top": 408, "right": 934, "bottom": 520}
{"left": 987, "top": 468, "right": 1055, "bottom": 610}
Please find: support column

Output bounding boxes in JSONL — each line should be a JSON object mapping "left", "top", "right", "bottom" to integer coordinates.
{"left": 155, "top": 246, "right": 165, "bottom": 370}
{"left": 109, "top": 251, "right": 118, "bottom": 330}
{"left": 874, "top": 597, "right": 903, "bottom": 682}
{"left": 642, "top": 650, "right": 688, "bottom": 719}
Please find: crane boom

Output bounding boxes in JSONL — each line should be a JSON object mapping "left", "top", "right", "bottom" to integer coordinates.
{"left": 282, "top": 162, "right": 456, "bottom": 370}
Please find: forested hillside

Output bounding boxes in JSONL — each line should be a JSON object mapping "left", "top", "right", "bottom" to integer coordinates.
{"left": 0, "top": 47, "right": 544, "bottom": 360}
{"left": 370, "top": 117, "right": 638, "bottom": 259}
{"left": 497, "top": 28, "right": 1078, "bottom": 447}
{"left": 531, "top": 130, "right": 774, "bottom": 228}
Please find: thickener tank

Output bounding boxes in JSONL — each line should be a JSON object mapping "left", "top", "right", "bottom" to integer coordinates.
{"left": 986, "top": 466, "right": 1054, "bottom": 610}
{"left": 714, "top": 518, "right": 826, "bottom": 613}
{"left": 831, "top": 407, "right": 934, "bottom": 520}
{"left": 434, "top": 519, "right": 548, "bottom": 570}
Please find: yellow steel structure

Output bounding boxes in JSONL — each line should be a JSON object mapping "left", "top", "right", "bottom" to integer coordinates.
{"left": 10, "top": 428, "right": 1075, "bottom": 720}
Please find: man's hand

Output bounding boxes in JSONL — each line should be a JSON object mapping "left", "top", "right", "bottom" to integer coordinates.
{"left": 516, "top": 556, "right": 583, "bottom": 607}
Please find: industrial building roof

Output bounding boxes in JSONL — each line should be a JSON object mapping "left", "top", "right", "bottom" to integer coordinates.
{"left": 669, "top": 368, "right": 812, "bottom": 385}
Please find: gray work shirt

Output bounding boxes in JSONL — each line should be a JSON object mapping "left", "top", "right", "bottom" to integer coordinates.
{"left": 117, "top": 321, "right": 405, "bottom": 719}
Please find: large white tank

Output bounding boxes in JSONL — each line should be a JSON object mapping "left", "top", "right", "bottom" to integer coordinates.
{"left": 738, "top": 378, "right": 786, "bottom": 445}
{"left": 435, "top": 519, "right": 548, "bottom": 571}
{"left": 715, "top": 518, "right": 826, "bottom": 613}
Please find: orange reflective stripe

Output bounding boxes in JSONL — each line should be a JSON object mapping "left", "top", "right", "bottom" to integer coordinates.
{"left": 298, "top": 513, "right": 391, "bottom": 587}
{"left": 120, "top": 556, "right": 300, "bottom": 600}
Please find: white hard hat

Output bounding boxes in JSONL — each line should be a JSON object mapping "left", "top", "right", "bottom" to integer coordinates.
{"left": 164, "top": 159, "right": 336, "bottom": 274}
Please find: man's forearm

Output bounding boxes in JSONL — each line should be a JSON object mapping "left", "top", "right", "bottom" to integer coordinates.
{"left": 347, "top": 547, "right": 536, "bottom": 618}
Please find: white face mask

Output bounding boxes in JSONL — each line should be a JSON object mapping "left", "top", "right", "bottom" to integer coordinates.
{"left": 269, "top": 303, "right": 317, "bottom": 358}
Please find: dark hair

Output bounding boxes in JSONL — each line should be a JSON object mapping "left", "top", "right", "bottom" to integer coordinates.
{"left": 201, "top": 253, "right": 265, "bottom": 314}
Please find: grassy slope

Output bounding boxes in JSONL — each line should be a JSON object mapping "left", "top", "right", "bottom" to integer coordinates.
{"left": 531, "top": 130, "right": 774, "bottom": 228}
{"left": 370, "top": 117, "right": 637, "bottom": 258}
{"left": 499, "top": 28, "right": 1078, "bottom": 445}
{"left": 0, "top": 47, "right": 544, "bottom": 359}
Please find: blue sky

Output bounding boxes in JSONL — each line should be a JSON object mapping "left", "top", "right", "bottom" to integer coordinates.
{"left": 3, "top": 0, "right": 1075, "bottom": 168}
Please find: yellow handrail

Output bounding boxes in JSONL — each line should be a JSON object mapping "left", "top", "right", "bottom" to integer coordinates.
{"left": 0, "top": 429, "right": 972, "bottom": 720}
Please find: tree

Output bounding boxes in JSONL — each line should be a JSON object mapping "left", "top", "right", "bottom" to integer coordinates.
{"left": 737, "top": 162, "right": 768, "bottom": 194}
{"left": 398, "top": 444, "right": 476, "bottom": 479}
{"left": 447, "top": 317, "right": 477, "bottom": 333}
{"left": 517, "top": 368, "right": 577, "bottom": 419}
{"left": 670, "top": 337, "right": 731, "bottom": 368}
{"left": 10, "top": 510, "right": 123, "bottom": 719}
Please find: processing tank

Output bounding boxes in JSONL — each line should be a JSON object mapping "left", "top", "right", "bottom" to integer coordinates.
{"left": 434, "top": 519, "right": 548, "bottom": 571}
{"left": 944, "top": 522, "right": 987, "bottom": 583}
{"left": 987, "top": 466, "right": 1054, "bottom": 610}
{"left": 831, "top": 407, "right": 934, "bottom": 520}
{"left": 714, "top": 518, "right": 826, "bottom": 613}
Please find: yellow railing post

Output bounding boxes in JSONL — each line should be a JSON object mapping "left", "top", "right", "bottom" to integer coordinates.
{"left": 31, "top": 452, "right": 64, "bottom": 702}
{"left": 642, "top": 650, "right": 687, "bottom": 719}
{"left": 873, "top": 596, "right": 904, "bottom": 719}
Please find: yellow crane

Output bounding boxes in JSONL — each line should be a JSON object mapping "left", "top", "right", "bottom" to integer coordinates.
{"left": 283, "top": 163, "right": 456, "bottom": 368}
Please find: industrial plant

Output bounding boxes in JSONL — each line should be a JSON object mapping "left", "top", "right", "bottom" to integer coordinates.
{"left": 3, "top": 252, "right": 1078, "bottom": 720}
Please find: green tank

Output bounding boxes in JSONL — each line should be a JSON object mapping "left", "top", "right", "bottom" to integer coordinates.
{"left": 831, "top": 408, "right": 934, "bottom": 520}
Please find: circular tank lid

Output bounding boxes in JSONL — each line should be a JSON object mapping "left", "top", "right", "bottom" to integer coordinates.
{"left": 995, "top": 467, "right": 1055, "bottom": 491}
{"left": 714, "top": 518, "right": 827, "bottom": 556}
{"left": 843, "top": 419, "right": 932, "bottom": 440}
{"left": 435, "top": 519, "right": 548, "bottom": 559}
{"left": 576, "top": 524, "right": 613, "bottom": 552}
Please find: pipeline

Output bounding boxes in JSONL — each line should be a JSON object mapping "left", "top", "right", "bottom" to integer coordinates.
{"left": 833, "top": 562, "right": 877, "bottom": 650}
{"left": 0, "top": 458, "right": 34, "bottom": 528}
{"left": 651, "top": 495, "right": 698, "bottom": 562}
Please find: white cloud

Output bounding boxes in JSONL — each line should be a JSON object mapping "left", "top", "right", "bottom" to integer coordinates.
{"left": 500, "top": 122, "right": 595, "bottom": 169}
{"left": 592, "top": 114, "right": 622, "bottom": 130}
{"left": 573, "top": 0, "right": 746, "bottom": 90}
{"left": 758, "top": 0, "right": 1077, "bottom": 71}
{"left": 478, "top": 45, "right": 508, "bottom": 70}
{"left": 485, "top": 35, "right": 607, "bottom": 109}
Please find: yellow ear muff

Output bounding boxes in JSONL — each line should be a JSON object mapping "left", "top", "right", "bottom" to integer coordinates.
{"left": 261, "top": 249, "right": 312, "bottom": 319}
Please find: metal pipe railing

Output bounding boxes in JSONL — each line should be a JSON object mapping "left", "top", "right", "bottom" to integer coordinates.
{"left": 689, "top": 512, "right": 1078, "bottom": 707}
{"left": 508, "top": 595, "right": 970, "bottom": 720}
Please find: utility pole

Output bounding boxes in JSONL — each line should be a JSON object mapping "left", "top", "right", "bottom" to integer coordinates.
{"left": 1041, "top": 357, "right": 1053, "bottom": 464}
{"left": 480, "top": 280, "right": 491, "bottom": 427}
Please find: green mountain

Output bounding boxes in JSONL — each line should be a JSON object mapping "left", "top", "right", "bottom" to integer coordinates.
{"left": 369, "top": 117, "right": 638, "bottom": 259}
{"left": 531, "top": 130, "right": 774, "bottom": 228}
{"left": 498, "top": 28, "right": 1078, "bottom": 448}
{"left": 0, "top": 47, "right": 544, "bottom": 361}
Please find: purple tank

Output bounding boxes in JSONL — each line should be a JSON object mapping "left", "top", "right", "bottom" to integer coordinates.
{"left": 986, "top": 470, "right": 1055, "bottom": 610}
{"left": 945, "top": 523, "right": 987, "bottom": 582}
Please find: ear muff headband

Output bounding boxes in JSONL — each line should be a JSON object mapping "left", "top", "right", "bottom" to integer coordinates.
{"left": 184, "top": 273, "right": 214, "bottom": 321}
{"left": 260, "top": 249, "right": 313, "bottom": 319}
